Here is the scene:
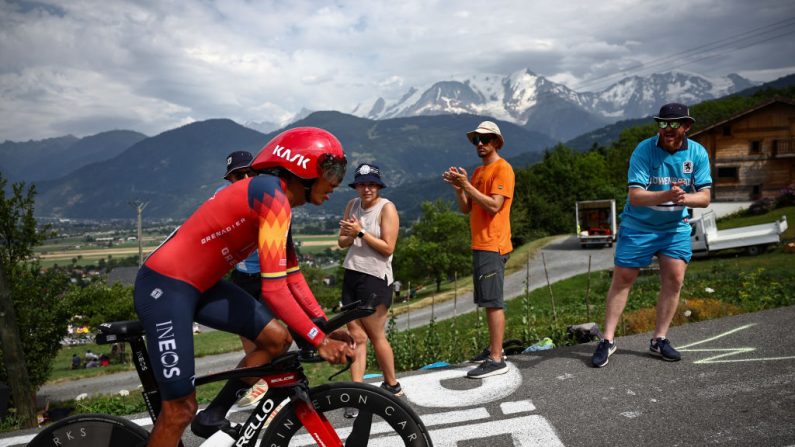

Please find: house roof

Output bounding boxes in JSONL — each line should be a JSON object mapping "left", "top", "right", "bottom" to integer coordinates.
{"left": 690, "top": 97, "right": 795, "bottom": 138}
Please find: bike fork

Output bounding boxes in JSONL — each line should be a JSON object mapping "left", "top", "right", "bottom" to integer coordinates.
{"left": 292, "top": 388, "right": 343, "bottom": 447}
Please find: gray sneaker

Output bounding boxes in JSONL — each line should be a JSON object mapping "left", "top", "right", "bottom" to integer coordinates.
{"left": 467, "top": 358, "right": 509, "bottom": 379}
{"left": 469, "top": 348, "right": 507, "bottom": 364}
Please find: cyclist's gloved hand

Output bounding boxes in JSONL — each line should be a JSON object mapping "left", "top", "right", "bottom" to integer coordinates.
{"left": 318, "top": 335, "right": 355, "bottom": 365}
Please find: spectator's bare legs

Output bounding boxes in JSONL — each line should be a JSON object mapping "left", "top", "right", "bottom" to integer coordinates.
{"left": 360, "top": 305, "right": 398, "bottom": 385}
{"left": 486, "top": 308, "right": 505, "bottom": 360}
{"left": 347, "top": 305, "right": 398, "bottom": 385}
{"left": 602, "top": 266, "right": 640, "bottom": 341}
{"left": 347, "top": 320, "right": 369, "bottom": 382}
{"left": 654, "top": 255, "right": 687, "bottom": 339}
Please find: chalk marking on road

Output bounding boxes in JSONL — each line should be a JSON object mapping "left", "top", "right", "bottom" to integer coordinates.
{"left": 679, "top": 323, "right": 795, "bottom": 363}
{"left": 620, "top": 411, "right": 641, "bottom": 418}
{"left": 678, "top": 323, "right": 756, "bottom": 349}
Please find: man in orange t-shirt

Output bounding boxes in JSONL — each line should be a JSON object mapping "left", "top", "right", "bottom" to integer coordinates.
{"left": 443, "top": 120, "right": 515, "bottom": 379}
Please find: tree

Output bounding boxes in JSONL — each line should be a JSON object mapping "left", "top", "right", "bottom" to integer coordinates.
{"left": 394, "top": 201, "right": 470, "bottom": 292}
{"left": 511, "top": 144, "right": 624, "bottom": 238}
{"left": 63, "top": 282, "right": 137, "bottom": 329}
{"left": 0, "top": 175, "right": 70, "bottom": 428}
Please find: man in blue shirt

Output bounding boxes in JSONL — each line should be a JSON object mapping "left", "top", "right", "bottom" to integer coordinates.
{"left": 592, "top": 103, "right": 712, "bottom": 368}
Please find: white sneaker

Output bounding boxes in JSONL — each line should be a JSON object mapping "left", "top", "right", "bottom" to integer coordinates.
{"left": 236, "top": 380, "right": 269, "bottom": 407}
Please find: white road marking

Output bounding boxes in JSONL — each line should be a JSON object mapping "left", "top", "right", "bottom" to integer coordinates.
{"left": 501, "top": 400, "right": 536, "bottom": 414}
{"left": 680, "top": 323, "right": 795, "bottom": 363}
{"left": 399, "top": 363, "right": 523, "bottom": 408}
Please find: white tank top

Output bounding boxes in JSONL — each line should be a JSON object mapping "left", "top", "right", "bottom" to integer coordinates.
{"left": 342, "top": 197, "right": 394, "bottom": 284}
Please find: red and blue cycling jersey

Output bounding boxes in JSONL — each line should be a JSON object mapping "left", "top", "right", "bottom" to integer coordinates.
{"left": 145, "top": 174, "right": 327, "bottom": 346}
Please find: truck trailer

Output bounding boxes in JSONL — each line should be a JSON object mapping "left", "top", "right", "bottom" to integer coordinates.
{"left": 690, "top": 210, "right": 788, "bottom": 256}
{"left": 576, "top": 199, "right": 617, "bottom": 248}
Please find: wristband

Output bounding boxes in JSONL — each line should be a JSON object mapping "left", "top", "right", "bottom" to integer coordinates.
{"left": 357, "top": 229, "right": 366, "bottom": 238}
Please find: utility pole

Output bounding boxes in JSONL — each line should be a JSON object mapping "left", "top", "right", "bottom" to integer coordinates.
{"left": 129, "top": 200, "right": 149, "bottom": 266}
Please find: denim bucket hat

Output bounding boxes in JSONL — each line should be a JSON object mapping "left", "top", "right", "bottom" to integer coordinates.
{"left": 349, "top": 163, "right": 387, "bottom": 189}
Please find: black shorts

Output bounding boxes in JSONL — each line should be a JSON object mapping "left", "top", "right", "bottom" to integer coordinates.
{"left": 472, "top": 250, "right": 510, "bottom": 309}
{"left": 341, "top": 269, "right": 392, "bottom": 309}
{"left": 133, "top": 265, "right": 274, "bottom": 400}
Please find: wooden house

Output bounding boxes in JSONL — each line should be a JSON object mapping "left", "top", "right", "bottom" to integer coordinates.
{"left": 689, "top": 98, "right": 795, "bottom": 201}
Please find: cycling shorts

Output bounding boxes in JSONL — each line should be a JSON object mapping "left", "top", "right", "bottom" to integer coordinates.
{"left": 614, "top": 226, "right": 692, "bottom": 268}
{"left": 133, "top": 265, "right": 274, "bottom": 400}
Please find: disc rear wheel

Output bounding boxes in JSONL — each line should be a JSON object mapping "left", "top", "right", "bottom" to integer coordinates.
{"left": 260, "top": 382, "right": 432, "bottom": 446}
{"left": 28, "top": 413, "right": 148, "bottom": 447}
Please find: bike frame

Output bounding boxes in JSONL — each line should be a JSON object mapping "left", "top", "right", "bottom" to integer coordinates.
{"left": 96, "top": 302, "right": 374, "bottom": 447}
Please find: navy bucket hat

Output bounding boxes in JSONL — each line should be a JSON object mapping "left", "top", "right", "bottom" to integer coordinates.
{"left": 349, "top": 163, "right": 387, "bottom": 189}
{"left": 654, "top": 103, "right": 695, "bottom": 123}
{"left": 224, "top": 151, "right": 254, "bottom": 179}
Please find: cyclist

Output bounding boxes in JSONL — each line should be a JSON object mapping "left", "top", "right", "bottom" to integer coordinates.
{"left": 133, "top": 127, "right": 353, "bottom": 447}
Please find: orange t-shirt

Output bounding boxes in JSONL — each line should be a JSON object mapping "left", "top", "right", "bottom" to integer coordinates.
{"left": 470, "top": 158, "right": 514, "bottom": 254}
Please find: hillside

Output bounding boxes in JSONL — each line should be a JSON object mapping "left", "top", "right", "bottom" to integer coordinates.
{"left": 0, "top": 131, "right": 146, "bottom": 184}
{"left": 33, "top": 113, "right": 555, "bottom": 219}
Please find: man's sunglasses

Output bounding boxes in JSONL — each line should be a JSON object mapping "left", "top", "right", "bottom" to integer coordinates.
{"left": 471, "top": 134, "right": 497, "bottom": 146}
{"left": 657, "top": 121, "right": 684, "bottom": 129}
{"left": 228, "top": 169, "right": 253, "bottom": 181}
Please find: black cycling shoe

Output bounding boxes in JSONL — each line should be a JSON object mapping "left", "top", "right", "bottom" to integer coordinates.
{"left": 191, "top": 410, "right": 231, "bottom": 439}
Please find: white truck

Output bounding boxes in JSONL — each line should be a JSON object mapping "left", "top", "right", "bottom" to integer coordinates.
{"left": 690, "top": 210, "right": 788, "bottom": 256}
{"left": 576, "top": 199, "right": 617, "bottom": 248}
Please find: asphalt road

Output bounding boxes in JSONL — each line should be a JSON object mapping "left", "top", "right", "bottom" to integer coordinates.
{"left": 5, "top": 305, "right": 794, "bottom": 446}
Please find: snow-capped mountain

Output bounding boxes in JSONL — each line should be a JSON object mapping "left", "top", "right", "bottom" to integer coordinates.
{"left": 356, "top": 69, "right": 755, "bottom": 141}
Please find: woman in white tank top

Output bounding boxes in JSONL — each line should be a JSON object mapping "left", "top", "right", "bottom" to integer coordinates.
{"left": 338, "top": 163, "right": 403, "bottom": 404}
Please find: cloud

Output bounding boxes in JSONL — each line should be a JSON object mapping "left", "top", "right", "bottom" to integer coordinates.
{"left": 1, "top": 0, "right": 793, "bottom": 141}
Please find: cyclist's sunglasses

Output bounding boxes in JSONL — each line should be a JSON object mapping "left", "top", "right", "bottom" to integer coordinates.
{"left": 471, "top": 133, "right": 497, "bottom": 146}
{"left": 319, "top": 155, "right": 348, "bottom": 185}
{"left": 657, "top": 120, "right": 684, "bottom": 129}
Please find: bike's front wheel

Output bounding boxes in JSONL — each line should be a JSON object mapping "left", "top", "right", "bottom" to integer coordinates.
{"left": 260, "top": 382, "right": 432, "bottom": 446}
{"left": 27, "top": 413, "right": 149, "bottom": 447}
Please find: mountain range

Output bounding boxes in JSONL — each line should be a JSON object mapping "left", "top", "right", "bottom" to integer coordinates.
{"left": 3, "top": 70, "right": 792, "bottom": 221}
{"left": 0, "top": 130, "right": 146, "bottom": 184}
{"left": 29, "top": 113, "right": 554, "bottom": 219}
{"left": 356, "top": 70, "right": 755, "bottom": 141}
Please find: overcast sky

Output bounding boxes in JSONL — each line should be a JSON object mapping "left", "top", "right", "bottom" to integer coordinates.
{"left": 1, "top": 0, "right": 794, "bottom": 142}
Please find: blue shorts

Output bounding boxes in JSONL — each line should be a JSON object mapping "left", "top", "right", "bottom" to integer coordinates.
{"left": 134, "top": 265, "right": 275, "bottom": 400}
{"left": 614, "top": 226, "right": 692, "bottom": 268}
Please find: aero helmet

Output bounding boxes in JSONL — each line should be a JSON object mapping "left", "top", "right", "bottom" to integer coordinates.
{"left": 251, "top": 127, "right": 347, "bottom": 184}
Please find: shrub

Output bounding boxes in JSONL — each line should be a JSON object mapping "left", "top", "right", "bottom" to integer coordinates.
{"left": 623, "top": 299, "right": 742, "bottom": 334}
{"left": 748, "top": 197, "right": 774, "bottom": 215}
{"left": 776, "top": 183, "right": 795, "bottom": 208}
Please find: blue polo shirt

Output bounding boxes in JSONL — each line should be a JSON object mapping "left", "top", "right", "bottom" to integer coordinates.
{"left": 620, "top": 136, "right": 712, "bottom": 233}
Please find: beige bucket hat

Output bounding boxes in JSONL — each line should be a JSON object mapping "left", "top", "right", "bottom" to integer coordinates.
{"left": 466, "top": 121, "right": 504, "bottom": 149}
